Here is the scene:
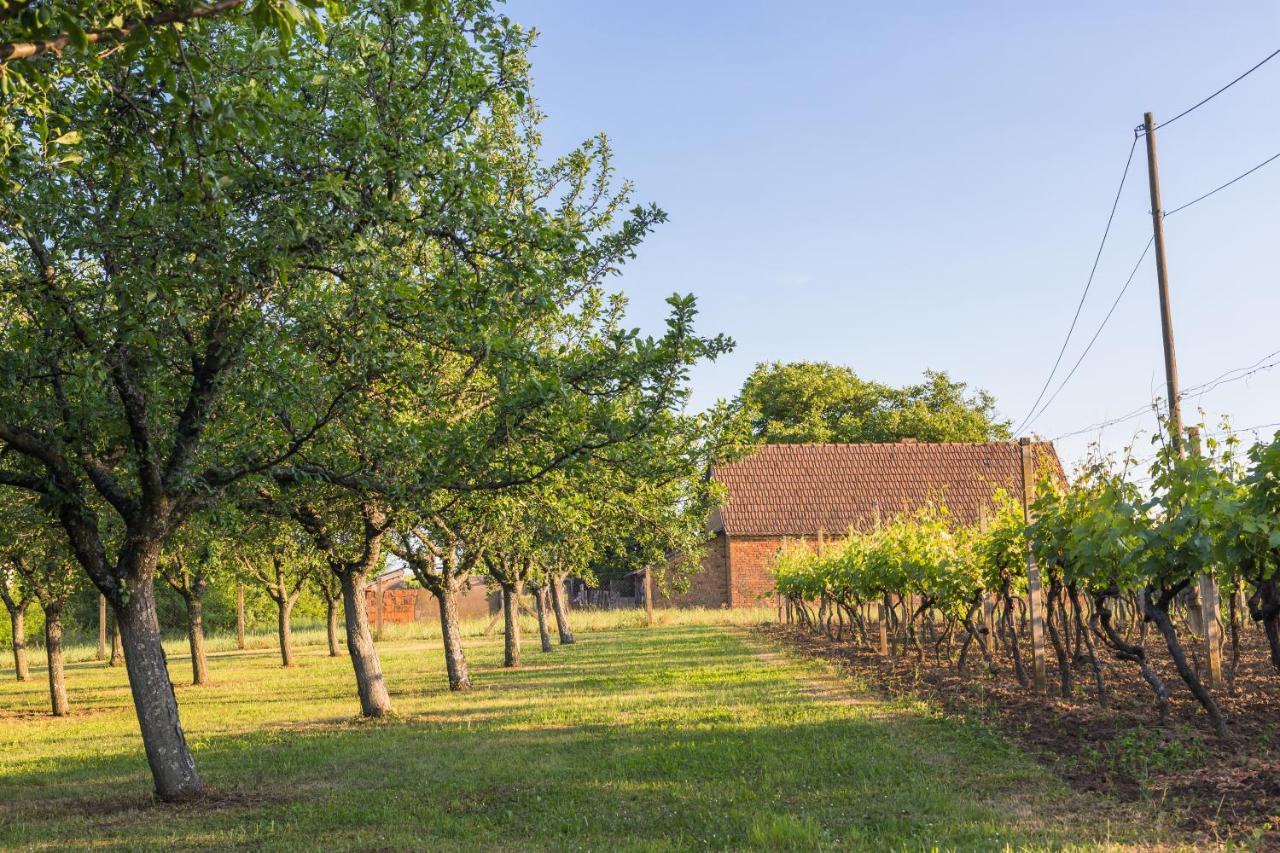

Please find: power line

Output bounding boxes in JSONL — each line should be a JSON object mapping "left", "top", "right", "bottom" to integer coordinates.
{"left": 1049, "top": 347, "right": 1280, "bottom": 442}
{"left": 1022, "top": 236, "right": 1155, "bottom": 433}
{"left": 1011, "top": 137, "right": 1139, "bottom": 436}
{"left": 1164, "top": 148, "right": 1280, "bottom": 217}
{"left": 1152, "top": 46, "right": 1280, "bottom": 131}
{"left": 1051, "top": 399, "right": 1160, "bottom": 442}
{"left": 1182, "top": 349, "right": 1280, "bottom": 402}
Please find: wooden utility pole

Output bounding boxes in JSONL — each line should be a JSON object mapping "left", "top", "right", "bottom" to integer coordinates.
{"left": 1142, "top": 113, "right": 1184, "bottom": 449}
{"left": 97, "top": 594, "right": 108, "bottom": 661}
{"left": 1019, "top": 438, "right": 1048, "bottom": 692}
{"left": 1143, "top": 113, "right": 1223, "bottom": 687}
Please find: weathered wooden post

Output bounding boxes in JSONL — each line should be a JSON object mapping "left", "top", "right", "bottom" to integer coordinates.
{"left": 97, "top": 594, "right": 108, "bottom": 661}
{"left": 1019, "top": 438, "right": 1048, "bottom": 693}
{"left": 644, "top": 565, "right": 655, "bottom": 627}
{"left": 1187, "top": 426, "right": 1224, "bottom": 687}
{"left": 235, "top": 583, "right": 246, "bottom": 651}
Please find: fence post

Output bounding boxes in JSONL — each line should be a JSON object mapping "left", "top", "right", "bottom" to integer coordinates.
{"left": 1019, "top": 438, "right": 1048, "bottom": 693}
{"left": 878, "top": 597, "right": 889, "bottom": 656}
{"left": 97, "top": 594, "right": 107, "bottom": 661}
{"left": 235, "top": 583, "right": 246, "bottom": 650}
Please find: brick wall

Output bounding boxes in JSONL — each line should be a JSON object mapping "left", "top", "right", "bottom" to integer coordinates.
{"left": 656, "top": 532, "right": 729, "bottom": 608}
{"left": 363, "top": 579, "right": 500, "bottom": 626}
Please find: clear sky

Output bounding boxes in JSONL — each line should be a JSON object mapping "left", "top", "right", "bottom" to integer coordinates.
{"left": 503, "top": 1, "right": 1280, "bottom": 470}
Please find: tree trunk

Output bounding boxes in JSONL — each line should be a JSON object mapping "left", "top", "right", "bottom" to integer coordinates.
{"left": 549, "top": 575, "right": 575, "bottom": 645}
{"left": 44, "top": 605, "right": 69, "bottom": 717}
{"left": 110, "top": 615, "right": 123, "bottom": 667}
{"left": 115, "top": 581, "right": 204, "bottom": 801}
{"left": 434, "top": 580, "right": 471, "bottom": 691}
{"left": 339, "top": 570, "right": 392, "bottom": 717}
{"left": 534, "top": 584, "right": 553, "bottom": 653}
{"left": 502, "top": 581, "right": 522, "bottom": 668}
{"left": 184, "top": 592, "right": 209, "bottom": 686}
{"left": 277, "top": 597, "right": 295, "bottom": 668}
{"left": 326, "top": 596, "right": 340, "bottom": 657}
{"left": 235, "top": 583, "right": 246, "bottom": 651}
{"left": 8, "top": 605, "right": 28, "bottom": 681}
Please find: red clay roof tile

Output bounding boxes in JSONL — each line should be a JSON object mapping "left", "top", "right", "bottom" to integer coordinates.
{"left": 711, "top": 441, "right": 1063, "bottom": 537}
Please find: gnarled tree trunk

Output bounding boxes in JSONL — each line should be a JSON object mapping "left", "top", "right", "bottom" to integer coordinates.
{"left": 109, "top": 615, "right": 123, "bottom": 667}
{"left": 115, "top": 577, "right": 203, "bottom": 801}
{"left": 433, "top": 577, "right": 471, "bottom": 690}
{"left": 502, "top": 580, "right": 522, "bottom": 668}
{"left": 7, "top": 605, "right": 28, "bottom": 681}
{"left": 549, "top": 574, "right": 574, "bottom": 645}
{"left": 534, "top": 583, "right": 553, "bottom": 653}
{"left": 277, "top": 597, "right": 296, "bottom": 668}
{"left": 43, "top": 605, "right": 69, "bottom": 717}
{"left": 339, "top": 570, "right": 391, "bottom": 717}
{"left": 181, "top": 590, "right": 209, "bottom": 686}
{"left": 326, "top": 594, "right": 341, "bottom": 657}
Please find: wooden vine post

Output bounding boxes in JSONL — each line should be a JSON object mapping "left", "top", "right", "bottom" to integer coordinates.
{"left": 1019, "top": 438, "right": 1048, "bottom": 693}
{"left": 979, "top": 506, "right": 995, "bottom": 632}
{"left": 1188, "top": 426, "right": 1224, "bottom": 687}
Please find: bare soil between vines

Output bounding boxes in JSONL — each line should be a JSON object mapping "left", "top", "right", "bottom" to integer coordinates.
{"left": 762, "top": 623, "right": 1280, "bottom": 846}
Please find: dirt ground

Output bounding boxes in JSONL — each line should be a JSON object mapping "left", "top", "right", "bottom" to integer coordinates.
{"left": 763, "top": 621, "right": 1280, "bottom": 848}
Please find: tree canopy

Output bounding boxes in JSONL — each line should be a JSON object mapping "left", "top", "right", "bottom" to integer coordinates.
{"left": 734, "top": 361, "right": 1011, "bottom": 445}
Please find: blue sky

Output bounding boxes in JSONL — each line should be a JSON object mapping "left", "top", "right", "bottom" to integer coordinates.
{"left": 504, "top": 1, "right": 1280, "bottom": 469}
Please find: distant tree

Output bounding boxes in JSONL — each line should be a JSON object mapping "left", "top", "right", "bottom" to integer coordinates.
{"left": 13, "top": 546, "right": 80, "bottom": 716}
{"left": 736, "top": 362, "right": 1010, "bottom": 444}
{"left": 0, "top": 552, "right": 32, "bottom": 681}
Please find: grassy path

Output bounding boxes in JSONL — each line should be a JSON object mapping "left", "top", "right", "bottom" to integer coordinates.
{"left": 0, "top": 623, "right": 1160, "bottom": 850}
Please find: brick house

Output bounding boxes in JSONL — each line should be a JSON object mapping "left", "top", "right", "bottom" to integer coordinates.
{"left": 658, "top": 439, "right": 1063, "bottom": 609}
{"left": 365, "top": 566, "right": 499, "bottom": 626}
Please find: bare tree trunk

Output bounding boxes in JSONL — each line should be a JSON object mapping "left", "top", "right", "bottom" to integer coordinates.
{"left": 339, "top": 570, "right": 391, "bottom": 717}
{"left": 502, "top": 581, "right": 522, "bottom": 668}
{"left": 434, "top": 579, "right": 471, "bottom": 691}
{"left": 183, "top": 592, "right": 209, "bottom": 686}
{"left": 549, "top": 574, "right": 574, "bottom": 645}
{"left": 534, "top": 584, "right": 553, "bottom": 653}
{"left": 44, "top": 605, "right": 69, "bottom": 717}
{"left": 277, "top": 597, "right": 295, "bottom": 668}
{"left": 7, "top": 605, "right": 28, "bottom": 681}
{"left": 326, "top": 595, "right": 340, "bottom": 657}
{"left": 115, "top": 581, "right": 204, "bottom": 801}
{"left": 235, "top": 583, "right": 246, "bottom": 651}
{"left": 109, "top": 615, "right": 123, "bottom": 667}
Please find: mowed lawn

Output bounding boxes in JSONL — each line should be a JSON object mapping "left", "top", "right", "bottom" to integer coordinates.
{"left": 0, "top": 622, "right": 1156, "bottom": 851}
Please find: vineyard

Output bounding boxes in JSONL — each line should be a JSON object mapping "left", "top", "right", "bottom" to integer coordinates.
{"left": 772, "top": 427, "right": 1280, "bottom": 840}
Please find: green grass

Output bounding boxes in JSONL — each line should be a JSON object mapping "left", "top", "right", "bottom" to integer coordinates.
{"left": 0, "top": 617, "right": 1164, "bottom": 851}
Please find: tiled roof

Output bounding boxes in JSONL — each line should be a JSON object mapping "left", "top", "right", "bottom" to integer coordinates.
{"left": 711, "top": 441, "right": 1063, "bottom": 537}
